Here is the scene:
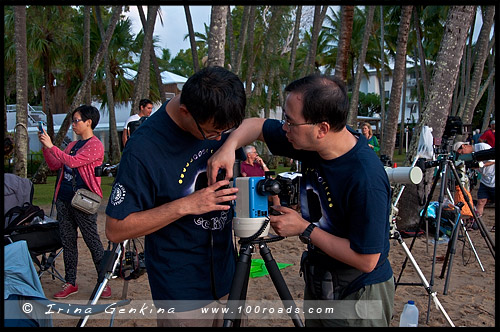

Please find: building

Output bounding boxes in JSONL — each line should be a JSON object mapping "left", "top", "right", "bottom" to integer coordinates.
{"left": 6, "top": 71, "right": 187, "bottom": 154}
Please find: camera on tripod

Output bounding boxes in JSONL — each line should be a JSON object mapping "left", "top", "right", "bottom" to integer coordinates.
{"left": 95, "top": 163, "right": 119, "bottom": 177}
{"left": 433, "top": 116, "right": 470, "bottom": 155}
{"left": 232, "top": 172, "right": 301, "bottom": 238}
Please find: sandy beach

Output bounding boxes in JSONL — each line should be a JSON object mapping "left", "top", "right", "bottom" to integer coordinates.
{"left": 37, "top": 187, "right": 495, "bottom": 327}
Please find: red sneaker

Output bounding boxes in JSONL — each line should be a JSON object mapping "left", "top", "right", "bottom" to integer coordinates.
{"left": 101, "top": 285, "right": 112, "bottom": 299}
{"left": 53, "top": 283, "right": 78, "bottom": 299}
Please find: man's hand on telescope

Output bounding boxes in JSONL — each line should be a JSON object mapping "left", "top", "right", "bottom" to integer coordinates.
{"left": 268, "top": 205, "right": 310, "bottom": 238}
{"left": 182, "top": 180, "right": 238, "bottom": 214}
{"left": 207, "top": 145, "right": 236, "bottom": 185}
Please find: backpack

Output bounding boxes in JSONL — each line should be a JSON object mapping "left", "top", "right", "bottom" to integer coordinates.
{"left": 127, "top": 116, "right": 149, "bottom": 138}
{"left": 4, "top": 202, "right": 45, "bottom": 232}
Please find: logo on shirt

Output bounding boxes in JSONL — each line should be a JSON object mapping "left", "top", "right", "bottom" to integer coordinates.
{"left": 110, "top": 182, "right": 126, "bottom": 206}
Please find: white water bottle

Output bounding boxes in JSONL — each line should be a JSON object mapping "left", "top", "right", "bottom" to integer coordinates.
{"left": 399, "top": 300, "right": 419, "bottom": 327}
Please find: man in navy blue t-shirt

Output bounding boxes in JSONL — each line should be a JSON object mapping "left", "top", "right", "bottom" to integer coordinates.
{"left": 105, "top": 67, "right": 246, "bottom": 327}
{"left": 208, "top": 74, "right": 394, "bottom": 327}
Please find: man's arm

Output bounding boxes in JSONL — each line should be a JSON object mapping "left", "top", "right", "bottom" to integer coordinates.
{"left": 106, "top": 180, "right": 237, "bottom": 243}
{"left": 207, "top": 118, "right": 267, "bottom": 184}
{"left": 122, "top": 128, "right": 129, "bottom": 146}
{"left": 269, "top": 205, "right": 380, "bottom": 273}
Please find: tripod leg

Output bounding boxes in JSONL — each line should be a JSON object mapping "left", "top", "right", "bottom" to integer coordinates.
{"left": 394, "top": 231, "right": 455, "bottom": 327}
{"left": 460, "top": 220, "right": 485, "bottom": 271}
{"left": 259, "top": 242, "right": 304, "bottom": 327}
{"left": 448, "top": 162, "right": 495, "bottom": 258}
{"left": 223, "top": 242, "right": 254, "bottom": 327}
{"left": 441, "top": 213, "right": 462, "bottom": 294}
{"left": 76, "top": 240, "right": 127, "bottom": 327}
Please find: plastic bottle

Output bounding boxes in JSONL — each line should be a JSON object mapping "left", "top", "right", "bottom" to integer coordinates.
{"left": 399, "top": 300, "right": 419, "bottom": 327}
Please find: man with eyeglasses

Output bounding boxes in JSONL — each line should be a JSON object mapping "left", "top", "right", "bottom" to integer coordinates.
{"left": 208, "top": 74, "right": 394, "bottom": 327}
{"left": 105, "top": 66, "right": 246, "bottom": 327}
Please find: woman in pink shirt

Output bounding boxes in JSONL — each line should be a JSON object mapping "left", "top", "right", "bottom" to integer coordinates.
{"left": 39, "top": 105, "right": 110, "bottom": 300}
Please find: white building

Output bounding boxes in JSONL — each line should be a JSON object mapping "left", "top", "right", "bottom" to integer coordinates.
{"left": 6, "top": 71, "right": 186, "bottom": 154}
{"left": 358, "top": 65, "right": 420, "bottom": 125}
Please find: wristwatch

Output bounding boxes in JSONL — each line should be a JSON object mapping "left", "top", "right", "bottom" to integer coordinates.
{"left": 299, "top": 224, "right": 316, "bottom": 244}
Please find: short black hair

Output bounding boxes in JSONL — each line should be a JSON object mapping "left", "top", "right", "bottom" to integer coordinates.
{"left": 139, "top": 99, "right": 153, "bottom": 109}
{"left": 284, "top": 74, "right": 348, "bottom": 132}
{"left": 180, "top": 66, "right": 246, "bottom": 130}
{"left": 73, "top": 105, "right": 100, "bottom": 130}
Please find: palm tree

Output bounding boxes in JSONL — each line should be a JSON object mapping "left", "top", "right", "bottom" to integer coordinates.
{"left": 396, "top": 5, "right": 476, "bottom": 230}
{"left": 207, "top": 6, "right": 228, "bottom": 67}
{"left": 379, "top": 6, "right": 413, "bottom": 160}
{"left": 130, "top": 5, "right": 158, "bottom": 115}
{"left": 184, "top": 5, "right": 200, "bottom": 72}
{"left": 457, "top": 6, "right": 495, "bottom": 131}
{"left": 83, "top": 6, "right": 91, "bottom": 105}
{"left": 334, "top": 6, "right": 354, "bottom": 82}
{"left": 95, "top": 6, "right": 121, "bottom": 164}
{"left": 14, "top": 5, "right": 29, "bottom": 178}
{"left": 346, "top": 6, "right": 375, "bottom": 128}
{"left": 33, "top": 6, "right": 123, "bottom": 183}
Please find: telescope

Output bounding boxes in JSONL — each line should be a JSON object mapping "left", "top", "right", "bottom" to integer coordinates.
{"left": 95, "top": 163, "right": 119, "bottom": 177}
{"left": 385, "top": 166, "right": 423, "bottom": 185}
{"left": 457, "top": 147, "right": 495, "bottom": 162}
{"left": 232, "top": 172, "right": 301, "bottom": 238}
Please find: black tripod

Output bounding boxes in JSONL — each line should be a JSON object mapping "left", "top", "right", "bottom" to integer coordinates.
{"left": 222, "top": 234, "right": 304, "bottom": 327}
{"left": 398, "top": 150, "right": 495, "bottom": 324}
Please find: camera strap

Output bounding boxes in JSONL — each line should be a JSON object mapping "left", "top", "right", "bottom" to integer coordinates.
{"left": 209, "top": 220, "right": 224, "bottom": 304}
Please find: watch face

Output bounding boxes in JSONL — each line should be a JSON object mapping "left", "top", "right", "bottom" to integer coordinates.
{"left": 299, "top": 235, "right": 309, "bottom": 244}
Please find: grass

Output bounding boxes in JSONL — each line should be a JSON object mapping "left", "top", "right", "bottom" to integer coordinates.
{"left": 32, "top": 176, "right": 115, "bottom": 207}
{"left": 32, "top": 151, "right": 406, "bottom": 207}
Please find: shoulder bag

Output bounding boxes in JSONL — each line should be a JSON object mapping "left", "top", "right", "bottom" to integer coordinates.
{"left": 71, "top": 169, "right": 101, "bottom": 214}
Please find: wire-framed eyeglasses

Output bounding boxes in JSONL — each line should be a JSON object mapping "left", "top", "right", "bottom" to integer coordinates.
{"left": 191, "top": 114, "right": 235, "bottom": 140}
{"left": 283, "top": 113, "right": 321, "bottom": 127}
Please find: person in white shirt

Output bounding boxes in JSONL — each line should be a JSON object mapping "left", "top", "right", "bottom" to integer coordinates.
{"left": 454, "top": 141, "right": 495, "bottom": 218}
{"left": 122, "top": 98, "right": 153, "bottom": 146}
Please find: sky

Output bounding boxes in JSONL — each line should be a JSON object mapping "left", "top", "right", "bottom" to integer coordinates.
{"left": 127, "top": 6, "right": 211, "bottom": 57}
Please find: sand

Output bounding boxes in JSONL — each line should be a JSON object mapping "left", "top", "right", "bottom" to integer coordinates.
{"left": 37, "top": 188, "right": 495, "bottom": 327}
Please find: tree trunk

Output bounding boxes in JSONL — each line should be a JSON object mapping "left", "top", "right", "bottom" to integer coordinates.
{"left": 95, "top": 6, "right": 121, "bottom": 164}
{"left": 301, "top": 6, "right": 328, "bottom": 76}
{"left": 14, "top": 5, "right": 29, "bottom": 178}
{"left": 244, "top": 6, "right": 257, "bottom": 105}
{"left": 347, "top": 6, "right": 375, "bottom": 128}
{"left": 288, "top": 5, "right": 302, "bottom": 81}
{"left": 234, "top": 6, "right": 251, "bottom": 76}
{"left": 396, "top": 5, "right": 475, "bottom": 230}
{"left": 481, "top": 52, "right": 495, "bottom": 132}
{"left": 207, "top": 6, "right": 228, "bottom": 67}
{"left": 399, "top": 65, "right": 407, "bottom": 155}
{"left": 138, "top": 6, "right": 166, "bottom": 103}
{"left": 184, "top": 5, "right": 200, "bottom": 72}
{"left": 83, "top": 6, "right": 92, "bottom": 105}
{"left": 226, "top": 5, "right": 235, "bottom": 70}
{"left": 457, "top": 6, "right": 495, "bottom": 129}
{"left": 413, "top": 8, "right": 429, "bottom": 99}
{"left": 131, "top": 5, "right": 158, "bottom": 115}
{"left": 334, "top": 6, "right": 354, "bottom": 83}
{"left": 379, "top": 6, "right": 386, "bottom": 146}
{"left": 380, "top": 6, "right": 413, "bottom": 160}
{"left": 33, "top": 6, "right": 122, "bottom": 183}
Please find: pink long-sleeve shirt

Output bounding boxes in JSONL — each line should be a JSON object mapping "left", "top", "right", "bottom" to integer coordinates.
{"left": 43, "top": 135, "right": 104, "bottom": 201}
